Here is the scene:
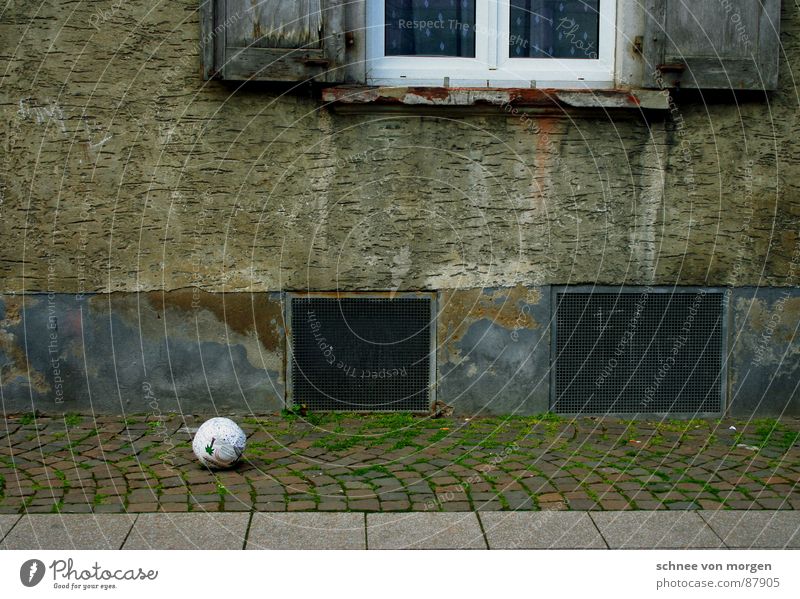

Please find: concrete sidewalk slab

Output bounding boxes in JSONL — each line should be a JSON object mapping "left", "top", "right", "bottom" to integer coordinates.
{"left": 247, "top": 513, "right": 365, "bottom": 550}
{"left": 123, "top": 513, "right": 248, "bottom": 550}
{"left": 2, "top": 511, "right": 798, "bottom": 550}
{"left": 367, "top": 513, "right": 487, "bottom": 549}
{"left": 699, "top": 511, "right": 800, "bottom": 548}
{"left": 0, "top": 515, "right": 20, "bottom": 542}
{"left": 591, "top": 512, "right": 724, "bottom": 549}
{"left": 481, "top": 512, "right": 607, "bottom": 549}
{"left": 0, "top": 514, "right": 135, "bottom": 550}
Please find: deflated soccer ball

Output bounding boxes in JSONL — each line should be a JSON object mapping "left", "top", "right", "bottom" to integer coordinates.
{"left": 192, "top": 417, "right": 246, "bottom": 469}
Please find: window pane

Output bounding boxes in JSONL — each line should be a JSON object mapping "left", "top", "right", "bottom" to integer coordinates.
{"left": 385, "top": 0, "right": 476, "bottom": 57}
{"left": 510, "top": 0, "right": 600, "bottom": 59}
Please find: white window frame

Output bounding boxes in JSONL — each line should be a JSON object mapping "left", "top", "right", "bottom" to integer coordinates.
{"left": 366, "top": 0, "right": 617, "bottom": 88}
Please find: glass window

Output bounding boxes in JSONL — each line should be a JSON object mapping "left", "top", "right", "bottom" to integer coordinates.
{"left": 367, "top": 0, "right": 615, "bottom": 87}
{"left": 509, "top": 0, "right": 600, "bottom": 59}
{"left": 385, "top": 0, "right": 476, "bottom": 57}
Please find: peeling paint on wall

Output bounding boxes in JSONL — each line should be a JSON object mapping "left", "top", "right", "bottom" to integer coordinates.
{"left": 439, "top": 286, "right": 541, "bottom": 360}
{"left": 0, "top": 296, "right": 49, "bottom": 394}
{"left": 436, "top": 286, "right": 551, "bottom": 415}
{"left": 146, "top": 289, "right": 285, "bottom": 354}
{"left": 729, "top": 289, "right": 800, "bottom": 416}
{"left": 1, "top": 293, "right": 284, "bottom": 414}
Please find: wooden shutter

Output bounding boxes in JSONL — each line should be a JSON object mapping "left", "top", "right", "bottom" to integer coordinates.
{"left": 200, "top": 0, "right": 347, "bottom": 83}
{"left": 642, "top": 0, "right": 781, "bottom": 90}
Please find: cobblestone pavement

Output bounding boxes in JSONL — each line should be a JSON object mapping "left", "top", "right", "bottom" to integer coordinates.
{"left": 1, "top": 413, "right": 798, "bottom": 514}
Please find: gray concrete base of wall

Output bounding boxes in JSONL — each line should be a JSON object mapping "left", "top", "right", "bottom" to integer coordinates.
{"left": 1, "top": 287, "right": 797, "bottom": 416}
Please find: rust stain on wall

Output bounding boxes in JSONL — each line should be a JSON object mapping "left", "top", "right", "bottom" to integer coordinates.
{"left": 252, "top": 20, "right": 263, "bottom": 43}
{"left": 146, "top": 289, "right": 284, "bottom": 352}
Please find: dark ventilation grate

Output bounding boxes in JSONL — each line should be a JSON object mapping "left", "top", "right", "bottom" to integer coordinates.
{"left": 553, "top": 290, "right": 724, "bottom": 414}
{"left": 289, "top": 295, "right": 434, "bottom": 412}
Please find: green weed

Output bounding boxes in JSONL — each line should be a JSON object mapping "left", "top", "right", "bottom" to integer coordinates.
{"left": 64, "top": 413, "right": 82, "bottom": 427}
{"left": 351, "top": 465, "right": 392, "bottom": 477}
{"left": 750, "top": 419, "right": 800, "bottom": 450}
{"left": 428, "top": 428, "right": 449, "bottom": 443}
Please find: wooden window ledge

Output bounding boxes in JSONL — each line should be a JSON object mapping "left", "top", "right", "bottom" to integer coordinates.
{"left": 320, "top": 86, "right": 669, "bottom": 115}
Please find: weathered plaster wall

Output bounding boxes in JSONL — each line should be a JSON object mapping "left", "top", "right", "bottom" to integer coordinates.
{"left": 437, "top": 287, "right": 551, "bottom": 416}
{"left": 1, "top": 1, "right": 799, "bottom": 293}
{"left": 0, "top": 292, "right": 285, "bottom": 414}
{"left": 1, "top": 2, "right": 798, "bottom": 416}
{"left": 730, "top": 288, "right": 800, "bottom": 416}
{"left": 4, "top": 286, "right": 796, "bottom": 416}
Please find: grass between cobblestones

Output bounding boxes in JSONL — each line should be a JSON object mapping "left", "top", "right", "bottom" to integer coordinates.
{"left": 0, "top": 413, "right": 798, "bottom": 514}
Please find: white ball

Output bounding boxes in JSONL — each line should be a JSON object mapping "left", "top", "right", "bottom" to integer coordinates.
{"left": 192, "top": 417, "right": 246, "bottom": 469}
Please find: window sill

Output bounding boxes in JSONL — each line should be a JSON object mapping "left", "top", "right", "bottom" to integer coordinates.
{"left": 321, "top": 86, "right": 669, "bottom": 115}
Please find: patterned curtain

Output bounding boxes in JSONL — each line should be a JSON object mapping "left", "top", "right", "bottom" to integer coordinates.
{"left": 385, "top": 0, "right": 476, "bottom": 57}
{"left": 510, "top": 0, "right": 600, "bottom": 59}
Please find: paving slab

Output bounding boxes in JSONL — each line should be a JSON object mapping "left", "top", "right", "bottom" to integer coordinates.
{"left": 481, "top": 512, "right": 607, "bottom": 549}
{"left": 0, "top": 515, "right": 135, "bottom": 550}
{"left": 367, "top": 513, "right": 486, "bottom": 549}
{"left": 247, "top": 513, "right": 365, "bottom": 549}
{"left": 591, "top": 512, "right": 724, "bottom": 549}
{"left": 123, "top": 513, "right": 248, "bottom": 550}
{"left": 0, "top": 515, "right": 20, "bottom": 543}
{"left": 699, "top": 511, "right": 800, "bottom": 548}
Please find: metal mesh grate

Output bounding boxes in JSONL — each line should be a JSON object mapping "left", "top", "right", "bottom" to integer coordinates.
{"left": 553, "top": 290, "right": 724, "bottom": 414}
{"left": 290, "top": 296, "right": 433, "bottom": 412}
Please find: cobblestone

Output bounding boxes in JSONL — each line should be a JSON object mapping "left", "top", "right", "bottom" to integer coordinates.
{"left": 0, "top": 414, "right": 797, "bottom": 513}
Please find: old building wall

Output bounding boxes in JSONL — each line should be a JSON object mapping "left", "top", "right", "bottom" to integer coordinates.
{"left": 1, "top": 2, "right": 798, "bottom": 417}
{"left": 2, "top": 1, "right": 798, "bottom": 294}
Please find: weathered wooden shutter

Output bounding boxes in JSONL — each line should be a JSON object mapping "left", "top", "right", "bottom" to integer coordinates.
{"left": 200, "top": 0, "right": 347, "bottom": 83}
{"left": 642, "top": 0, "right": 781, "bottom": 90}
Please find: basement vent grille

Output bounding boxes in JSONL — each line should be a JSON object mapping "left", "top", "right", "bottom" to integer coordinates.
{"left": 553, "top": 289, "right": 724, "bottom": 414}
{"left": 289, "top": 295, "right": 434, "bottom": 412}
